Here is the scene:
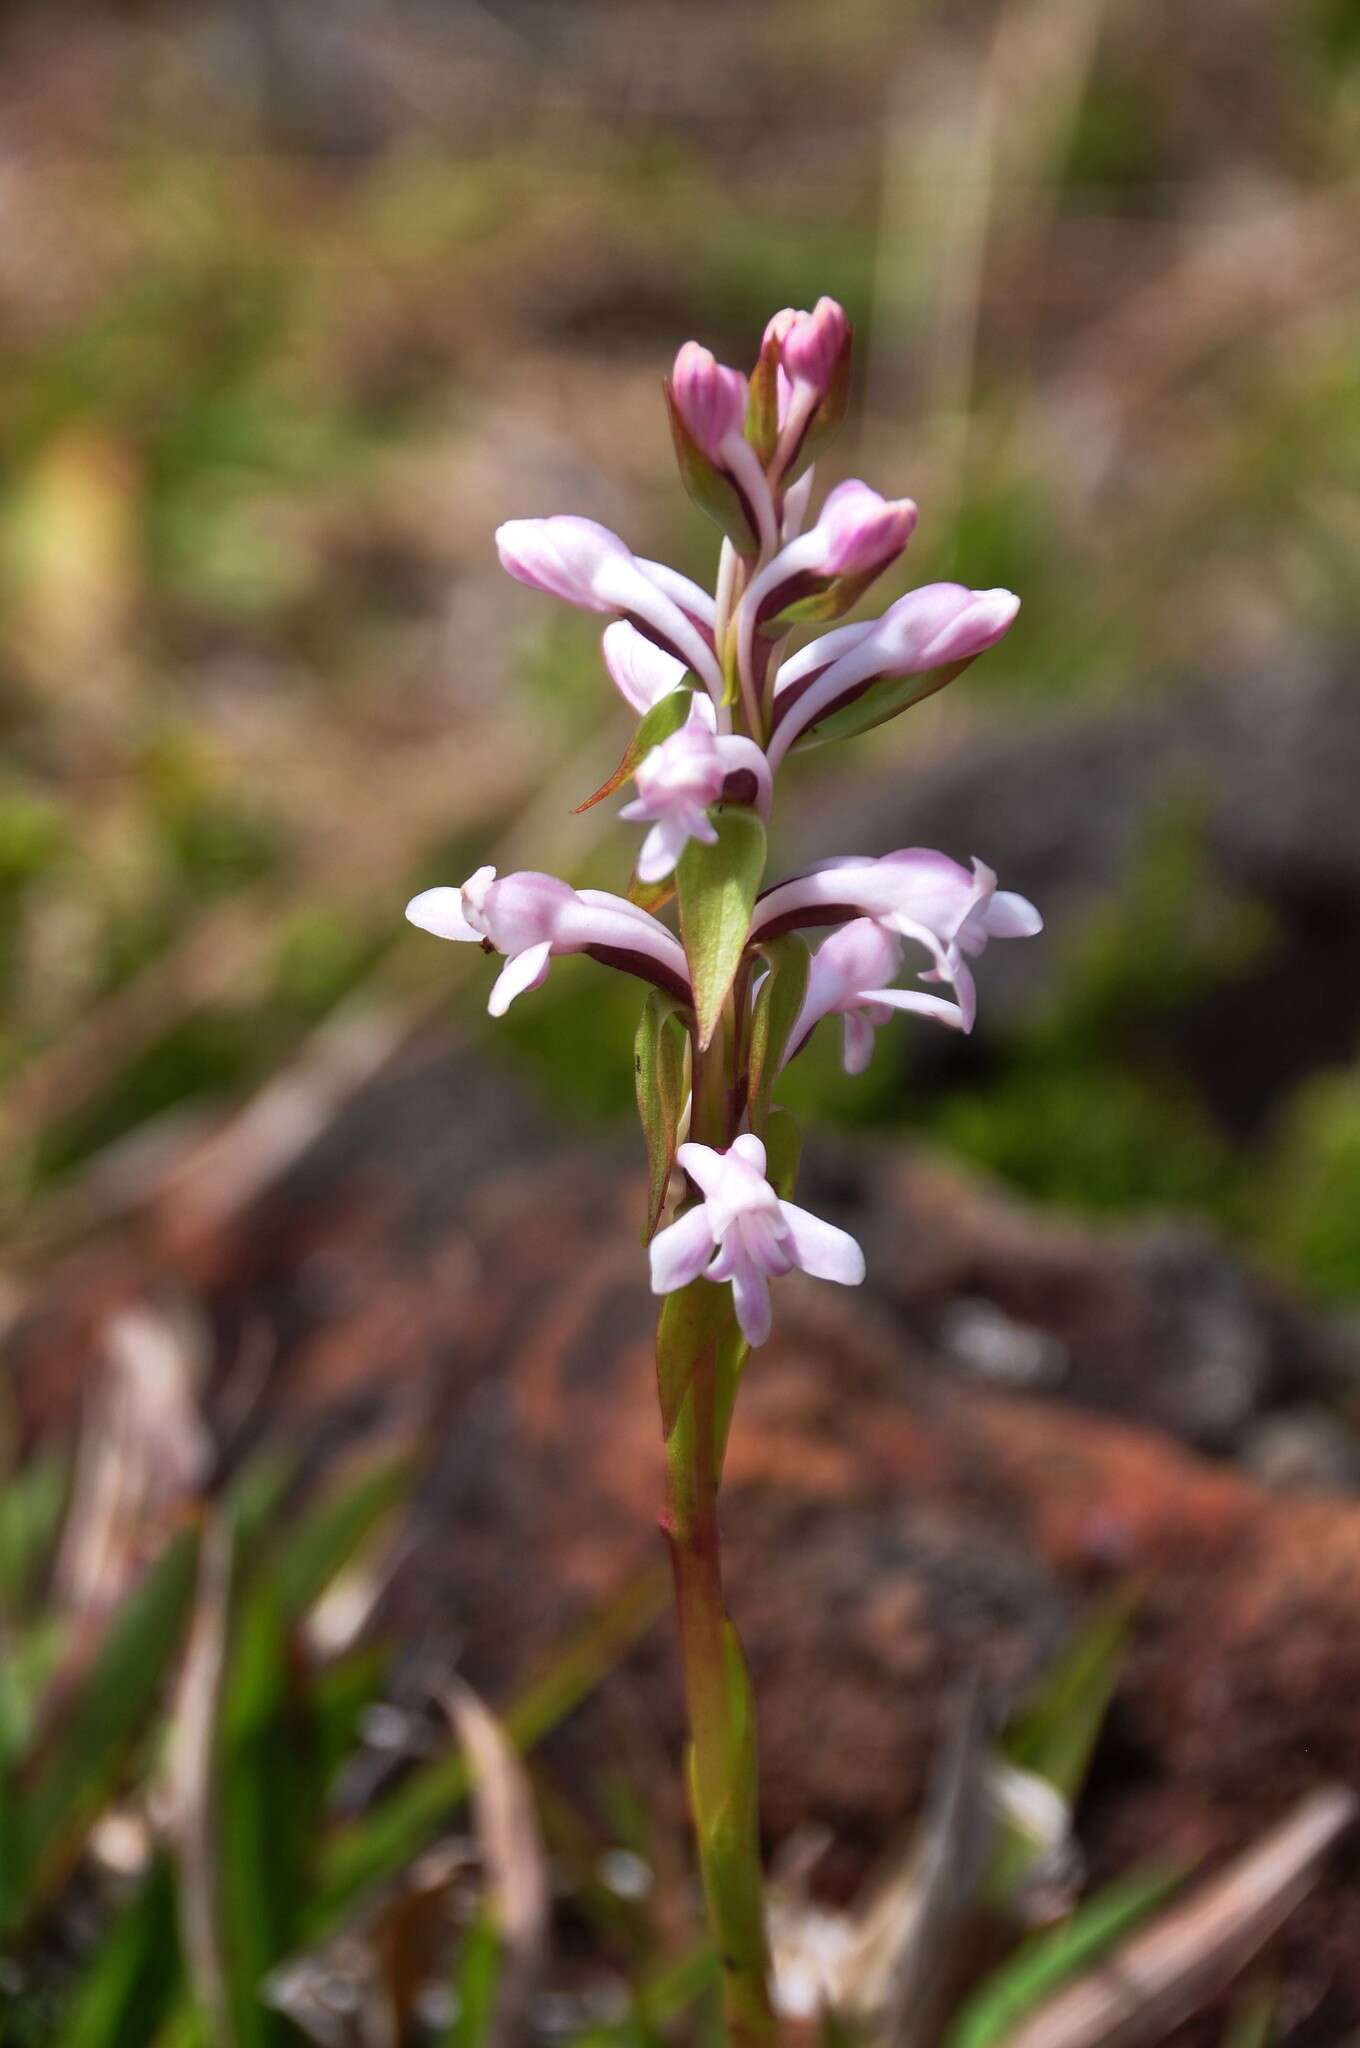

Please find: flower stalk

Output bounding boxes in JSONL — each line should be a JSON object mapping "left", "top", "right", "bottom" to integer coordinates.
{"left": 406, "top": 295, "right": 1042, "bottom": 2039}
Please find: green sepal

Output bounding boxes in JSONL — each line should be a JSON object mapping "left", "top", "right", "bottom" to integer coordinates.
{"left": 790, "top": 657, "right": 973, "bottom": 752}
{"left": 676, "top": 806, "right": 766, "bottom": 1050}
{"left": 574, "top": 688, "right": 691, "bottom": 813}
{"left": 763, "top": 1107, "right": 802, "bottom": 1202}
{"left": 746, "top": 350, "right": 780, "bottom": 466}
{"left": 759, "top": 563, "right": 882, "bottom": 637}
{"left": 656, "top": 1278, "right": 732, "bottom": 1439}
{"left": 747, "top": 935, "right": 810, "bottom": 1134}
{"left": 664, "top": 383, "right": 760, "bottom": 555}
{"left": 635, "top": 990, "right": 690, "bottom": 1243}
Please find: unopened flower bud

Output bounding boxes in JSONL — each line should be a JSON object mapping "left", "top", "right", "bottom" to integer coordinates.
{"left": 768, "top": 582, "right": 1020, "bottom": 764}
{"left": 665, "top": 343, "right": 775, "bottom": 555}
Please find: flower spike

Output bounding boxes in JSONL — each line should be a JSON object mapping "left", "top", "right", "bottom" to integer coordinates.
{"left": 417, "top": 294, "right": 1041, "bottom": 2043}
{"left": 649, "top": 1134, "right": 864, "bottom": 1346}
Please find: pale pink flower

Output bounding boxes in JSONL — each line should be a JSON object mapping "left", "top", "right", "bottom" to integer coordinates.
{"left": 668, "top": 342, "right": 777, "bottom": 554}
{"left": 496, "top": 516, "right": 724, "bottom": 700}
{"left": 736, "top": 481, "right": 917, "bottom": 707}
{"left": 670, "top": 343, "right": 748, "bottom": 462}
{"left": 768, "top": 583, "right": 1020, "bottom": 765}
{"left": 787, "top": 917, "right": 967, "bottom": 1072}
{"left": 621, "top": 710, "right": 726, "bottom": 883}
{"left": 751, "top": 849, "right": 1041, "bottom": 1031}
{"left": 619, "top": 705, "right": 772, "bottom": 883}
{"left": 767, "top": 297, "right": 852, "bottom": 399}
{"left": 649, "top": 1134, "right": 864, "bottom": 1346}
{"left": 406, "top": 866, "right": 690, "bottom": 1014}
{"left": 601, "top": 621, "right": 688, "bottom": 714}
{"left": 763, "top": 298, "right": 853, "bottom": 477}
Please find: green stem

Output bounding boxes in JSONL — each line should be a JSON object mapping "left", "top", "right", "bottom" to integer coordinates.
{"left": 657, "top": 1028, "right": 775, "bottom": 2045}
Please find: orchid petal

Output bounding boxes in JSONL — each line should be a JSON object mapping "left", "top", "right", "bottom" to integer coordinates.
{"left": 676, "top": 1141, "right": 729, "bottom": 1198}
{"left": 777, "top": 1202, "right": 866, "bottom": 1286}
{"left": 405, "top": 886, "right": 481, "bottom": 943}
{"left": 986, "top": 889, "right": 1044, "bottom": 938}
{"left": 487, "top": 940, "right": 553, "bottom": 1016}
{"left": 602, "top": 622, "right": 687, "bottom": 713}
{"left": 842, "top": 1010, "right": 876, "bottom": 1074}
{"left": 863, "top": 986, "right": 967, "bottom": 1031}
{"left": 649, "top": 1204, "right": 719, "bottom": 1295}
{"left": 730, "top": 1132, "right": 768, "bottom": 1175}
{"left": 729, "top": 1260, "right": 773, "bottom": 1347}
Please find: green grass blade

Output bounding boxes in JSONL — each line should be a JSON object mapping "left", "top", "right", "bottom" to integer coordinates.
{"left": 990, "top": 1595, "right": 1133, "bottom": 1908}
{"left": 309, "top": 1568, "right": 667, "bottom": 1936}
{"left": 441, "top": 1914, "right": 503, "bottom": 2048}
{"left": 0, "top": 1452, "right": 68, "bottom": 1617}
{"left": 53, "top": 1854, "right": 182, "bottom": 2048}
{"left": 218, "top": 1580, "right": 319, "bottom": 2043}
{"left": 1004, "top": 1596, "right": 1133, "bottom": 1803}
{"left": 273, "top": 1449, "right": 414, "bottom": 1621}
{"left": 178, "top": 1515, "right": 321, "bottom": 2047}
{"left": 1220, "top": 1978, "right": 1278, "bottom": 2048}
{"left": 945, "top": 1863, "right": 1185, "bottom": 2048}
{"left": 4, "top": 1526, "right": 199, "bottom": 1935}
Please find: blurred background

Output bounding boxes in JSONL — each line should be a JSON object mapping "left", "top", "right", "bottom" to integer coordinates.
{"left": 5, "top": 1, "right": 1360, "bottom": 2043}
{"left": 1, "top": 0, "right": 1358, "bottom": 1269}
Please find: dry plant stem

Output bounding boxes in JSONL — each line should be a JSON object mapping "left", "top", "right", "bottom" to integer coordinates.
{"left": 659, "top": 1023, "right": 776, "bottom": 2045}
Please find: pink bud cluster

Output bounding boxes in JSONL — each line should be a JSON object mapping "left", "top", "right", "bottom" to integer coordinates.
{"left": 407, "top": 297, "right": 1041, "bottom": 1342}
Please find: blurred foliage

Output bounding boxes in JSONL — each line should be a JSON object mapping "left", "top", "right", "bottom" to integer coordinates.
{"left": 0, "top": 0, "right": 1355, "bottom": 1299}
{"left": 2, "top": 1430, "right": 1331, "bottom": 2045}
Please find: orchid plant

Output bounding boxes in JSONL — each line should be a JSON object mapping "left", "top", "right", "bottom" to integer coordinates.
{"left": 407, "top": 297, "right": 1041, "bottom": 2044}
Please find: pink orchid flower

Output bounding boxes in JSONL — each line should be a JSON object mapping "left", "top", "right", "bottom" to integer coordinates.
{"left": 407, "top": 866, "right": 690, "bottom": 1015}
{"left": 752, "top": 849, "right": 1041, "bottom": 1031}
{"left": 649, "top": 1134, "right": 864, "bottom": 1346}
{"left": 496, "top": 516, "right": 724, "bottom": 702}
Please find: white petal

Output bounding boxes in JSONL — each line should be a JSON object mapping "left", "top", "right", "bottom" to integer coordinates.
{"left": 730, "top": 1132, "right": 768, "bottom": 1176}
{"left": 405, "top": 886, "right": 480, "bottom": 942}
{"left": 487, "top": 940, "right": 553, "bottom": 1017}
{"left": 675, "top": 1142, "right": 728, "bottom": 1197}
{"left": 863, "top": 987, "right": 967, "bottom": 1031}
{"left": 636, "top": 819, "right": 686, "bottom": 884}
{"left": 634, "top": 558, "right": 718, "bottom": 627}
{"left": 730, "top": 1261, "right": 773, "bottom": 1347}
{"left": 777, "top": 1202, "right": 866, "bottom": 1286}
{"left": 842, "top": 1011, "right": 876, "bottom": 1074}
{"left": 601, "top": 621, "right": 686, "bottom": 713}
{"left": 986, "top": 889, "right": 1043, "bottom": 938}
{"left": 649, "top": 1205, "right": 717, "bottom": 1294}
